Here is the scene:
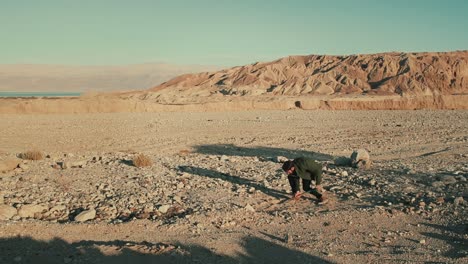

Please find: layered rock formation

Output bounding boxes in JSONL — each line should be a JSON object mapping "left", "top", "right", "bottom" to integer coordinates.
{"left": 150, "top": 51, "right": 468, "bottom": 97}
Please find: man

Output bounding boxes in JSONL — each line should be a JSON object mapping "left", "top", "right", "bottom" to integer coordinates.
{"left": 282, "top": 157, "right": 328, "bottom": 204}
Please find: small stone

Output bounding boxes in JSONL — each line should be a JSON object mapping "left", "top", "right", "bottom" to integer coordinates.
{"left": 431, "top": 181, "right": 445, "bottom": 188}
{"left": 70, "top": 160, "right": 87, "bottom": 168}
{"left": 158, "top": 205, "right": 171, "bottom": 214}
{"left": 60, "top": 162, "right": 70, "bottom": 169}
{"left": 454, "top": 197, "right": 464, "bottom": 206}
{"left": 18, "top": 163, "right": 29, "bottom": 170}
{"left": 341, "top": 171, "right": 348, "bottom": 177}
{"left": 368, "top": 179, "right": 377, "bottom": 186}
{"left": 173, "top": 196, "right": 182, "bottom": 203}
{"left": 419, "top": 239, "right": 426, "bottom": 244}
{"left": 245, "top": 204, "right": 255, "bottom": 212}
{"left": 436, "top": 197, "right": 445, "bottom": 204}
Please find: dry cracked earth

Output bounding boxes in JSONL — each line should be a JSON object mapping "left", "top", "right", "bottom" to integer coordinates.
{"left": 0, "top": 110, "right": 467, "bottom": 264}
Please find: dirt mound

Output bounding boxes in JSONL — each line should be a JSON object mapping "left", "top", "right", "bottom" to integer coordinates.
{"left": 149, "top": 51, "right": 468, "bottom": 97}
{"left": 1, "top": 94, "right": 467, "bottom": 114}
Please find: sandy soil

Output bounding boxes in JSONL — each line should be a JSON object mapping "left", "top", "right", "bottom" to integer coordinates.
{"left": 0, "top": 110, "right": 467, "bottom": 264}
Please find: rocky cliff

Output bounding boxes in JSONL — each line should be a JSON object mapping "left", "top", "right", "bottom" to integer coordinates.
{"left": 150, "top": 51, "right": 468, "bottom": 97}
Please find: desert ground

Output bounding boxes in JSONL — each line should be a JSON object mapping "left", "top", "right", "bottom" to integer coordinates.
{"left": 0, "top": 109, "right": 467, "bottom": 264}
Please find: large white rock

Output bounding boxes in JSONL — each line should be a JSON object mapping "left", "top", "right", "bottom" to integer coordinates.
{"left": 350, "top": 149, "right": 371, "bottom": 169}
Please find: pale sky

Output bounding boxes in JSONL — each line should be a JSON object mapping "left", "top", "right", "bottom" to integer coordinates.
{"left": 1, "top": 0, "right": 467, "bottom": 66}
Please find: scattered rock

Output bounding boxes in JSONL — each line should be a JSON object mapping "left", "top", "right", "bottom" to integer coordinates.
{"left": 245, "top": 204, "right": 255, "bottom": 212}
{"left": 453, "top": 197, "right": 464, "bottom": 206}
{"left": 0, "top": 205, "right": 17, "bottom": 220}
{"left": 49, "top": 205, "right": 67, "bottom": 213}
{"left": 18, "top": 204, "right": 48, "bottom": 218}
{"left": 70, "top": 160, "right": 87, "bottom": 168}
{"left": 0, "top": 158, "right": 21, "bottom": 173}
{"left": 18, "top": 163, "right": 29, "bottom": 170}
{"left": 58, "top": 161, "right": 70, "bottom": 169}
{"left": 74, "top": 208, "right": 96, "bottom": 222}
{"left": 368, "top": 179, "right": 377, "bottom": 186}
{"left": 431, "top": 181, "right": 445, "bottom": 188}
{"left": 158, "top": 205, "right": 171, "bottom": 214}
{"left": 438, "top": 175, "right": 457, "bottom": 184}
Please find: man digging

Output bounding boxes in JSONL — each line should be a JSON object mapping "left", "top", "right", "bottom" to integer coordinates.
{"left": 282, "top": 157, "right": 328, "bottom": 204}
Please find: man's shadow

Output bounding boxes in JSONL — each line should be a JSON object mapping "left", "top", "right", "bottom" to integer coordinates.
{"left": 420, "top": 223, "right": 468, "bottom": 259}
{"left": 178, "top": 165, "right": 290, "bottom": 200}
{"left": 193, "top": 144, "right": 335, "bottom": 161}
{"left": 0, "top": 235, "right": 333, "bottom": 264}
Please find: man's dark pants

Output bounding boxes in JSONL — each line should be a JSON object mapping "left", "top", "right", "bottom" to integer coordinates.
{"left": 287, "top": 174, "right": 323, "bottom": 199}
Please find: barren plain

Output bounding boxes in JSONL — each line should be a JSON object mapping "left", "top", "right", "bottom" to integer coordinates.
{"left": 0, "top": 109, "right": 467, "bottom": 263}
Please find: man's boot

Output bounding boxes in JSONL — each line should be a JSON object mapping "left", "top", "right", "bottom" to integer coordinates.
{"left": 309, "top": 186, "right": 328, "bottom": 204}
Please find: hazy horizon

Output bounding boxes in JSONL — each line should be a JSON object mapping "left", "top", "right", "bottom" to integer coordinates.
{"left": 1, "top": 0, "right": 467, "bottom": 67}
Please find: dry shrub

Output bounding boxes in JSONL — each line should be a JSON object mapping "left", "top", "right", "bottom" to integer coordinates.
{"left": 19, "top": 150, "right": 45, "bottom": 160}
{"left": 132, "top": 154, "right": 153, "bottom": 167}
{"left": 178, "top": 149, "right": 191, "bottom": 156}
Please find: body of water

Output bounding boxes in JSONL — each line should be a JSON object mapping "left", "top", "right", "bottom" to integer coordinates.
{"left": 0, "top": 91, "right": 81, "bottom": 97}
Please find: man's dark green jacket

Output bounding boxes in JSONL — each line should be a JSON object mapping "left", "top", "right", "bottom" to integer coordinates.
{"left": 293, "top": 157, "right": 323, "bottom": 185}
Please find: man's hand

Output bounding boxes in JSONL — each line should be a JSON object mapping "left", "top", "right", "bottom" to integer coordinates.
{"left": 315, "top": 185, "right": 324, "bottom": 193}
{"left": 292, "top": 192, "right": 302, "bottom": 200}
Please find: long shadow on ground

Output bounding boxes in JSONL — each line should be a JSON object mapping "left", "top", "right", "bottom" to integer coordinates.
{"left": 193, "top": 144, "right": 335, "bottom": 161}
{"left": 0, "top": 235, "right": 332, "bottom": 264}
{"left": 421, "top": 223, "right": 468, "bottom": 259}
{"left": 178, "top": 165, "right": 290, "bottom": 200}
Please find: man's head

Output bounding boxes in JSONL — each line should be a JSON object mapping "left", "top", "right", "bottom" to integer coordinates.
{"left": 282, "top": 160, "right": 295, "bottom": 175}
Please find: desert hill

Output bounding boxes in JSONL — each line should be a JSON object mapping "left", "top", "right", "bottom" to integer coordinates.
{"left": 2, "top": 51, "right": 468, "bottom": 113}
{"left": 149, "top": 51, "right": 468, "bottom": 97}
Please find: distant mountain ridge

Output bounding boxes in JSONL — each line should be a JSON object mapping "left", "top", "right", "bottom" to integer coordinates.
{"left": 150, "top": 51, "right": 468, "bottom": 97}
{"left": 0, "top": 63, "right": 220, "bottom": 92}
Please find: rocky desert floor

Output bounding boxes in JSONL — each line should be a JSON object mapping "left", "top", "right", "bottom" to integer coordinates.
{"left": 0, "top": 110, "right": 467, "bottom": 264}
